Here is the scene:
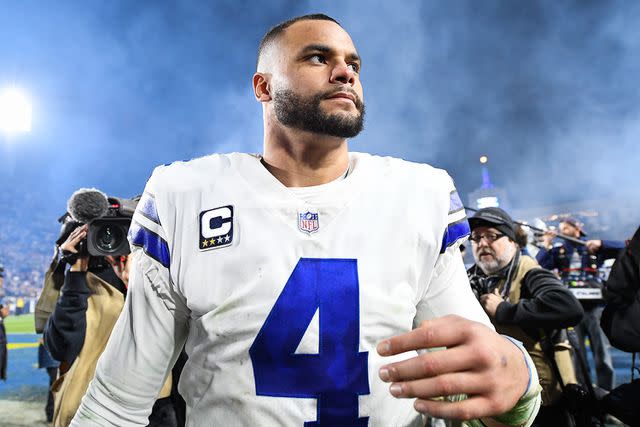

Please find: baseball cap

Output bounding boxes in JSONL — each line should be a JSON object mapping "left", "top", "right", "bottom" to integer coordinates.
{"left": 559, "top": 217, "right": 587, "bottom": 237}
{"left": 468, "top": 207, "right": 517, "bottom": 241}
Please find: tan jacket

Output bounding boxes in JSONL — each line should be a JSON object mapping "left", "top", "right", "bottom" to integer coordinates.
{"left": 494, "top": 255, "right": 576, "bottom": 406}
{"left": 51, "top": 272, "right": 172, "bottom": 426}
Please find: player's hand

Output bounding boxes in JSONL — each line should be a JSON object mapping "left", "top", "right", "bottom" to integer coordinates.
{"left": 376, "top": 315, "right": 528, "bottom": 421}
{"left": 480, "top": 289, "right": 503, "bottom": 319}
{"left": 585, "top": 239, "right": 602, "bottom": 254}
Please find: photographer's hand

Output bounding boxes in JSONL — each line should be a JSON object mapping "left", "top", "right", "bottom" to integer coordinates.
{"left": 541, "top": 230, "right": 556, "bottom": 250}
{"left": 61, "top": 224, "right": 89, "bottom": 272}
{"left": 585, "top": 239, "right": 602, "bottom": 254}
{"left": 480, "top": 289, "right": 503, "bottom": 319}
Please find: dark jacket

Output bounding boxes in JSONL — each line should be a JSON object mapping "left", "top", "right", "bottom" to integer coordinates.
{"left": 38, "top": 341, "right": 60, "bottom": 369}
{"left": 536, "top": 239, "right": 625, "bottom": 281}
{"left": 43, "top": 267, "right": 184, "bottom": 427}
{"left": 601, "top": 226, "right": 640, "bottom": 353}
{"left": 469, "top": 255, "right": 584, "bottom": 340}
{"left": 0, "top": 319, "right": 6, "bottom": 380}
{"left": 494, "top": 267, "right": 584, "bottom": 334}
{"left": 44, "top": 268, "right": 124, "bottom": 364}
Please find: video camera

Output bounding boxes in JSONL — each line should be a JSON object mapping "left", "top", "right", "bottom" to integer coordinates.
{"left": 59, "top": 188, "right": 139, "bottom": 257}
{"left": 84, "top": 197, "right": 137, "bottom": 256}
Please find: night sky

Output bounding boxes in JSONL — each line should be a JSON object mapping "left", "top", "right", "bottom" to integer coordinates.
{"left": 1, "top": 1, "right": 639, "bottom": 228}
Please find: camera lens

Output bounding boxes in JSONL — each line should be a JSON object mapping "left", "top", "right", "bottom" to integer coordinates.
{"left": 95, "top": 224, "right": 125, "bottom": 253}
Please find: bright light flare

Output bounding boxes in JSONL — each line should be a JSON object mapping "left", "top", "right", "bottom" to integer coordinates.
{"left": 0, "top": 87, "right": 32, "bottom": 135}
{"left": 479, "top": 155, "right": 488, "bottom": 164}
{"left": 477, "top": 196, "right": 499, "bottom": 209}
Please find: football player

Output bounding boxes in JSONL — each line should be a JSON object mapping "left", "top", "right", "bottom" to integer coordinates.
{"left": 72, "top": 14, "right": 540, "bottom": 426}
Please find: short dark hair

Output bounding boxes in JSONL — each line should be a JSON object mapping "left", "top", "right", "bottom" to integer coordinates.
{"left": 257, "top": 14, "right": 342, "bottom": 69}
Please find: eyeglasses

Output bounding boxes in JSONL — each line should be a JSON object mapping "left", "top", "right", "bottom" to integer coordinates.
{"left": 470, "top": 232, "right": 506, "bottom": 243}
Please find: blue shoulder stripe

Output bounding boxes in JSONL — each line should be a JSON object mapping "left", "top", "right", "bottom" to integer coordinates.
{"left": 138, "top": 193, "right": 161, "bottom": 225}
{"left": 440, "top": 218, "right": 471, "bottom": 254}
{"left": 449, "top": 190, "right": 464, "bottom": 214}
{"left": 128, "top": 221, "right": 170, "bottom": 268}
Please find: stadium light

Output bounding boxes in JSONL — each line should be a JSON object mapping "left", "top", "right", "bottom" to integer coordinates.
{"left": 479, "top": 155, "right": 488, "bottom": 164}
{"left": 477, "top": 196, "right": 499, "bottom": 209}
{"left": 0, "top": 87, "right": 32, "bottom": 135}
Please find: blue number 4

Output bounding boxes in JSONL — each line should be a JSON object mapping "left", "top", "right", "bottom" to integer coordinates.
{"left": 249, "top": 258, "right": 370, "bottom": 426}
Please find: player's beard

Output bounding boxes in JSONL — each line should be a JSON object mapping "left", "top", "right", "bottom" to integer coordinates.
{"left": 272, "top": 87, "right": 365, "bottom": 138}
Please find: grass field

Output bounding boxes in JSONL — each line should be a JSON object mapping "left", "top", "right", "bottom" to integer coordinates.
{"left": 4, "top": 313, "right": 36, "bottom": 334}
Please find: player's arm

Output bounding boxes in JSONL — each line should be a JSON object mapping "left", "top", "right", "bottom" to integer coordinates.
{"left": 377, "top": 182, "right": 540, "bottom": 425}
{"left": 71, "top": 188, "right": 190, "bottom": 425}
{"left": 378, "top": 246, "right": 540, "bottom": 425}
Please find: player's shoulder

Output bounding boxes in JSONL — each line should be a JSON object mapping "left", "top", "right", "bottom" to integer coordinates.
{"left": 147, "top": 152, "right": 254, "bottom": 193}
{"left": 350, "top": 152, "right": 454, "bottom": 190}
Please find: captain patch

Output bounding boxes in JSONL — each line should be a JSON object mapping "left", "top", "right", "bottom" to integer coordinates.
{"left": 199, "top": 205, "right": 234, "bottom": 250}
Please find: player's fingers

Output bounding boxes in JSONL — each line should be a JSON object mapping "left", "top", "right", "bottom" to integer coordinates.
{"left": 413, "top": 396, "right": 497, "bottom": 421}
{"left": 379, "top": 347, "right": 472, "bottom": 382}
{"left": 377, "top": 315, "right": 486, "bottom": 356}
{"left": 387, "top": 372, "right": 490, "bottom": 400}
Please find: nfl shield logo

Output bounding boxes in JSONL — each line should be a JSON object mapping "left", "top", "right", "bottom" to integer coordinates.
{"left": 298, "top": 211, "right": 319, "bottom": 234}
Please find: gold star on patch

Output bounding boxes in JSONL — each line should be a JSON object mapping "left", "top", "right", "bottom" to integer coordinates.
{"left": 202, "top": 239, "right": 208, "bottom": 247}
{"left": 210, "top": 238, "right": 216, "bottom": 246}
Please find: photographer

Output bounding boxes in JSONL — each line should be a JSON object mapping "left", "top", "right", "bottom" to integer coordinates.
{"left": 537, "top": 218, "right": 625, "bottom": 392}
{"left": 43, "top": 189, "right": 178, "bottom": 427}
{"left": 467, "top": 207, "right": 583, "bottom": 426}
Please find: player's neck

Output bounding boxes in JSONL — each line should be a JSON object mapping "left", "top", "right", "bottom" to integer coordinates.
{"left": 262, "top": 126, "right": 350, "bottom": 188}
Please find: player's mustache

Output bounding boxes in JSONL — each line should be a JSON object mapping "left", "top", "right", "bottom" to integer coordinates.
{"left": 322, "top": 87, "right": 363, "bottom": 108}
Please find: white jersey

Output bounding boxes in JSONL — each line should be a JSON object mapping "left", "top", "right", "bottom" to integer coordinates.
{"left": 72, "top": 152, "right": 491, "bottom": 427}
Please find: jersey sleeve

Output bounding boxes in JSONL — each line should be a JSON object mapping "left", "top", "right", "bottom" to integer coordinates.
{"left": 415, "top": 177, "right": 492, "bottom": 328}
{"left": 415, "top": 178, "right": 541, "bottom": 425}
{"left": 439, "top": 189, "right": 469, "bottom": 254}
{"left": 71, "top": 168, "right": 190, "bottom": 426}
{"left": 415, "top": 244, "right": 493, "bottom": 328}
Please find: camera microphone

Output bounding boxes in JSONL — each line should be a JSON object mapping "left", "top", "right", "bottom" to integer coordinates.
{"left": 66, "top": 188, "right": 109, "bottom": 224}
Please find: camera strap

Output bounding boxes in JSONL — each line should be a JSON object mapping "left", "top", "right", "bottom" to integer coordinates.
{"left": 499, "top": 251, "right": 519, "bottom": 299}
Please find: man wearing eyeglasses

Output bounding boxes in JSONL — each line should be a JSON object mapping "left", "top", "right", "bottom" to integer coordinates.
{"left": 467, "top": 207, "right": 584, "bottom": 426}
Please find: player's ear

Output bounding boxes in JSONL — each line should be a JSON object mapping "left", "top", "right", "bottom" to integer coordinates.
{"left": 253, "top": 73, "right": 272, "bottom": 102}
